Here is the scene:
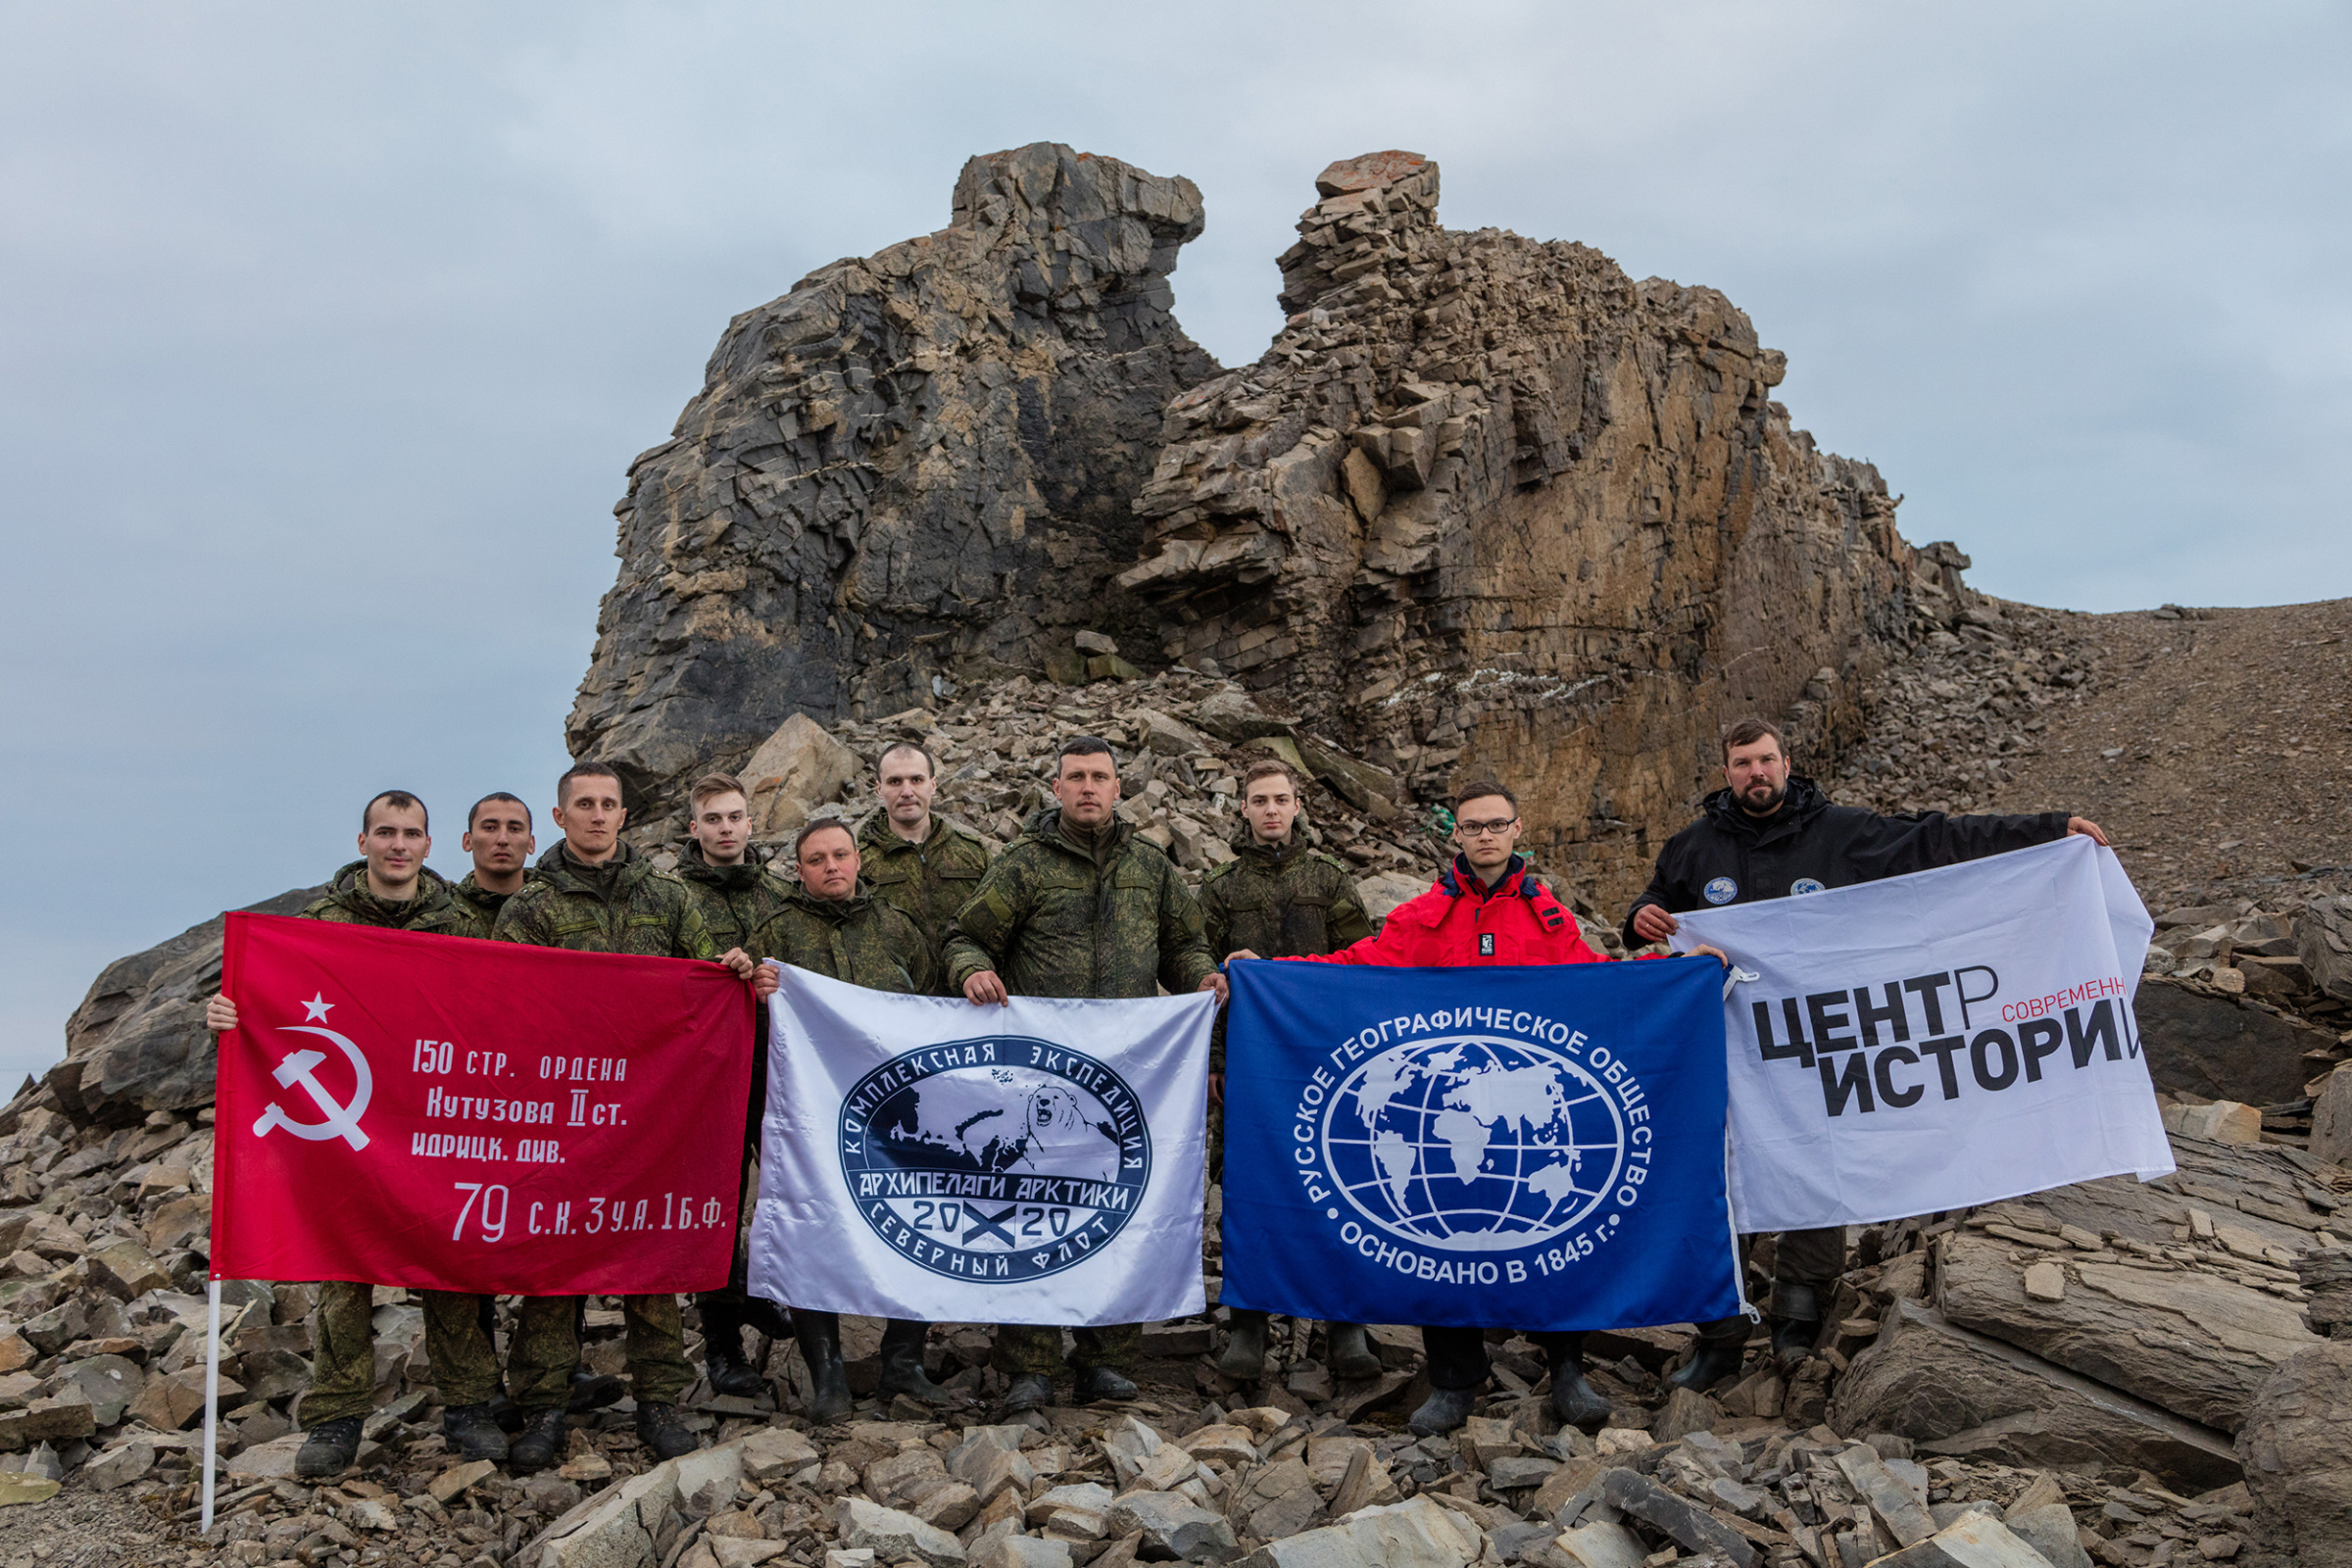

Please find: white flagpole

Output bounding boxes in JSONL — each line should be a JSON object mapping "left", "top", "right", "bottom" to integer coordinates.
{"left": 201, "top": 1278, "right": 220, "bottom": 1533}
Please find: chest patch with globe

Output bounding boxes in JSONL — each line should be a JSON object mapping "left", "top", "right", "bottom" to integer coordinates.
{"left": 837, "top": 1038, "right": 1151, "bottom": 1282}
{"left": 1314, "top": 1031, "right": 1644, "bottom": 1278}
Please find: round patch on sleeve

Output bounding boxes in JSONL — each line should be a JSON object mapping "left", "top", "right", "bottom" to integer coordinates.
{"left": 1789, "top": 878, "right": 1826, "bottom": 896}
{"left": 1702, "top": 876, "right": 1739, "bottom": 905}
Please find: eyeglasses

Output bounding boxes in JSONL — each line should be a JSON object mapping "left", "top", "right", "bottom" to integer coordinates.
{"left": 1456, "top": 817, "right": 1519, "bottom": 838}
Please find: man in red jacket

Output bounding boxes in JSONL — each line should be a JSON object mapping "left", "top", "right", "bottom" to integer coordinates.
{"left": 1236, "top": 781, "right": 1724, "bottom": 1436}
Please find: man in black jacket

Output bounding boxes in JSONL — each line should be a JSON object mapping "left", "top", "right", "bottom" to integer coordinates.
{"left": 1625, "top": 717, "right": 2106, "bottom": 1389}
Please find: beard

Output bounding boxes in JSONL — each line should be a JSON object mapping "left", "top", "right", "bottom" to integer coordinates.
{"left": 1738, "top": 777, "right": 1788, "bottom": 814}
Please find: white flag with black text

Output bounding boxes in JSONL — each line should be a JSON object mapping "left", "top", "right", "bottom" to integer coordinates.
{"left": 748, "top": 965, "right": 1212, "bottom": 1325}
{"left": 1672, "top": 835, "right": 2172, "bottom": 1232}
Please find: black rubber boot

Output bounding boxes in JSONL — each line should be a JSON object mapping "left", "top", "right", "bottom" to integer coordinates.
{"left": 441, "top": 1402, "right": 510, "bottom": 1462}
{"left": 509, "top": 1407, "right": 566, "bottom": 1472}
{"left": 793, "top": 1310, "right": 853, "bottom": 1424}
{"left": 294, "top": 1415, "right": 362, "bottom": 1478}
{"left": 1325, "top": 1322, "right": 1382, "bottom": 1381}
{"left": 1668, "top": 1316, "right": 1751, "bottom": 1392}
{"left": 699, "top": 1295, "right": 763, "bottom": 1398}
{"left": 999, "top": 1372, "right": 1054, "bottom": 1415}
{"left": 1543, "top": 1334, "right": 1612, "bottom": 1432}
{"left": 1218, "top": 1309, "right": 1269, "bottom": 1381}
{"left": 1406, "top": 1387, "right": 1478, "bottom": 1437}
{"left": 1770, "top": 1283, "right": 1823, "bottom": 1365}
{"left": 877, "top": 1319, "right": 952, "bottom": 1406}
{"left": 635, "top": 1400, "right": 701, "bottom": 1460}
{"left": 1072, "top": 1364, "right": 1137, "bottom": 1404}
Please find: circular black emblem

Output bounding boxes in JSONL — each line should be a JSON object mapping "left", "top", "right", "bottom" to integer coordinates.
{"left": 836, "top": 1036, "right": 1152, "bottom": 1281}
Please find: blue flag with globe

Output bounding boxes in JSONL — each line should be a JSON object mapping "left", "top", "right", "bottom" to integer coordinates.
{"left": 1220, "top": 956, "right": 1743, "bottom": 1332}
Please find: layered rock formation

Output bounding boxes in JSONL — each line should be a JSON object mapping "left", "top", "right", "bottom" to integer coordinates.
{"left": 565, "top": 143, "right": 1219, "bottom": 805}
{"left": 564, "top": 143, "right": 1969, "bottom": 912}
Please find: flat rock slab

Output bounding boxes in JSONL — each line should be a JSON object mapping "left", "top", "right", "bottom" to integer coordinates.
{"left": 1235, "top": 1495, "right": 1479, "bottom": 1568}
{"left": 1830, "top": 1298, "right": 2240, "bottom": 1493}
{"left": 1104, "top": 1491, "right": 1236, "bottom": 1564}
{"left": 837, "top": 1496, "right": 964, "bottom": 1567}
{"left": 1938, "top": 1232, "right": 2320, "bottom": 1430}
{"left": 1599, "top": 1467, "right": 1758, "bottom": 1568}
{"left": 2136, "top": 979, "right": 2334, "bottom": 1106}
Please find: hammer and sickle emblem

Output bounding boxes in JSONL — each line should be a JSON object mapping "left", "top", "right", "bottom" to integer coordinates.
{"left": 252, "top": 1025, "right": 374, "bottom": 1151}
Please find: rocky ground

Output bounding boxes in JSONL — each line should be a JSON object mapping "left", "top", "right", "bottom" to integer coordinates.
{"left": 8, "top": 610, "right": 2352, "bottom": 1564}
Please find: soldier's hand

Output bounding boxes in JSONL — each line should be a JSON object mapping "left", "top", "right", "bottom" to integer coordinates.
{"left": 1226, "top": 949, "right": 1261, "bottom": 963}
{"left": 963, "top": 970, "right": 1008, "bottom": 1006}
{"left": 205, "top": 994, "right": 238, "bottom": 1034}
{"left": 1209, "top": 1072, "right": 1224, "bottom": 1106}
{"left": 2067, "top": 816, "right": 2111, "bottom": 847}
{"left": 1631, "top": 905, "right": 1680, "bottom": 943}
{"left": 716, "top": 948, "right": 756, "bottom": 981}
{"left": 752, "top": 960, "right": 781, "bottom": 1000}
{"left": 1199, "top": 971, "right": 1230, "bottom": 1004}
{"left": 1687, "top": 943, "right": 1731, "bottom": 967}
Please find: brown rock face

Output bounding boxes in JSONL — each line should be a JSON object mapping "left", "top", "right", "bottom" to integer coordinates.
{"left": 2238, "top": 1340, "right": 2352, "bottom": 1566}
{"left": 564, "top": 142, "right": 1221, "bottom": 806}
{"left": 1115, "top": 152, "right": 1940, "bottom": 908}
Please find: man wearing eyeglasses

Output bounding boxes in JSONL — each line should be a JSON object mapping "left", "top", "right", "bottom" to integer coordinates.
{"left": 1238, "top": 779, "right": 1724, "bottom": 1436}
{"left": 1625, "top": 715, "right": 2107, "bottom": 1393}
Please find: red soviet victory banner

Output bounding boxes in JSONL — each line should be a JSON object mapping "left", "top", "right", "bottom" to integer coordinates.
{"left": 211, "top": 911, "right": 754, "bottom": 1295}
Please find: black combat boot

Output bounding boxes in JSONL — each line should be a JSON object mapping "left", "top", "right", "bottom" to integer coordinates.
{"left": 1218, "top": 1309, "right": 1270, "bottom": 1381}
{"left": 1406, "top": 1387, "right": 1478, "bottom": 1437}
{"left": 877, "top": 1319, "right": 952, "bottom": 1405}
{"left": 567, "top": 1368, "right": 624, "bottom": 1412}
{"left": 699, "top": 1295, "right": 763, "bottom": 1398}
{"left": 1325, "top": 1322, "right": 1383, "bottom": 1381}
{"left": 485, "top": 1390, "right": 524, "bottom": 1434}
{"left": 999, "top": 1372, "right": 1054, "bottom": 1415}
{"left": 793, "top": 1310, "right": 853, "bottom": 1424}
{"left": 294, "top": 1415, "right": 362, "bottom": 1478}
{"left": 1542, "top": 1334, "right": 1612, "bottom": 1432}
{"left": 635, "top": 1400, "right": 701, "bottom": 1460}
{"left": 1668, "top": 1316, "right": 1750, "bottom": 1391}
{"left": 509, "top": 1407, "right": 566, "bottom": 1472}
{"left": 441, "top": 1402, "right": 510, "bottom": 1462}
{"left": 1770, "top": 1283, "right": 1823, "bottom": 1365}
{"left": 1072, "top": 1364, "right": 1137, "bottom": 1404}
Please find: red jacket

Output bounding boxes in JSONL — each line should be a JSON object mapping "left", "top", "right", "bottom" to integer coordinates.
{"left": 1298, "top": 856, "right": 1607, "bottom": 968}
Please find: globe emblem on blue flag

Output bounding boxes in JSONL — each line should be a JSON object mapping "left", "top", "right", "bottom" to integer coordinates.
{"left": 1322, "top": 1038, "right": 1625, "bottom": 1253}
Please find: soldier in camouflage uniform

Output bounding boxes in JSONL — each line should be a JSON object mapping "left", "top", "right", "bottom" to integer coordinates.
{"left": 672, "top": 773, "right": 800, "bottom": 1399}
{"left": 451, "top": 791, "right": 537, "bottom": 930}
{"left": 858, "top": 740, "right": 992, "bottom": 956}
{"left": 492, "top": 763, "right": 772, "bottom": 1469}
{"left": 204, "top": 791, "right": 510, "bottom": 1475}
{"left": 1198, "top": 760, "right": 1384, "bottom": 1386}
{"left": 748, "top": 816, "right": 950, "bottom": 1419}
{"left": 944, "top": 736, "right": 1226, "bottom": 1412}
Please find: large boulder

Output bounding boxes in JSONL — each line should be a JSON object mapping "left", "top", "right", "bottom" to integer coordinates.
{"left": 2237, "top": 1341, "right": 2352, "bottom": 1566}
{"left": 2292, "top": 896, "right": 2352, "bottom": 1004}
{"left": 47, "top": 885, "right": 320, "bottom": 1124}
{"left": 2132, "top": 978, "right": 2336, "bottom": 1107}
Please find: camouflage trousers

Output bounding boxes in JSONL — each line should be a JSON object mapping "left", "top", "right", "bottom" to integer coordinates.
{"left": 992, "top": 1322, "right": 1141, "bottom": 1378}
{"left": 303, "top": 1282, "right": 498, "bottom": 1425}
{"left": 507, "top": 1295, "right": 693, "bottom": 1410}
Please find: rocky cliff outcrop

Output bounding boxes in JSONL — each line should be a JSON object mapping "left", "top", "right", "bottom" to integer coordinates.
{"left": 1115, "top": 150, "right": 1952, "bottom": 909}
{"left": 565, "top": 143, "right": 1219, "bottom": 805}
{"left": 564, "top": 144, "right": 1970, "bottom": 914}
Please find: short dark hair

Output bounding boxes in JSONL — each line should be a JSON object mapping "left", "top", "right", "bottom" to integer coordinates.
{"left": 876, "top": 740, "right": 937, "bottom": 779}
{"left": 466, "top": 792, "right": 530, "bottom": 831}
{"left": 1721, "top": 718, "right": 1787, "bottom": 760}
{"left": 793, "top": 817, "right": 857, "bottom": 859}
{"left": 1056, "top": 735, "right": 1116, "bottom": 772}
{"left": 1451, "top": 780, "right": 1517, "bottom": 815}
{"left": 688, "top": 771, "right": 748, "bottom": 809}
{"left": 557, "top": 762, "right": 622, "bottom": 807}
{"left": 1242, "top": 759, "right": 1300, "bottom": 794}
{"left": 364, "top": 790, "right": 428, "bottom": 832}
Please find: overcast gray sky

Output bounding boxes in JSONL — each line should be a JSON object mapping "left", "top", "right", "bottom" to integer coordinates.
{"left": 3, "top": 1, "right": 2346, "bottom": 1087}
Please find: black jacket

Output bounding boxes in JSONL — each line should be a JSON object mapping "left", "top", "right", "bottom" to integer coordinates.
{"left": 1622, "top": 775, "right": 2070, "bottom": 947}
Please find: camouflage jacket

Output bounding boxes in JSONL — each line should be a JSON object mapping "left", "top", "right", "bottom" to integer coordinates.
{"left": 303, "top": 861, "right": 486, "bottom": 939}
{"left": 674, "top": 842, "right": 796, "bottom": 955}
{"left": 1199, "top": 830, "right": 1375, "bottom": 1070}
{"left": 491, "top": 842, "right": 716, "bottom": 959}
{"left": 746, "top": 881, "right": 939, "bottom": 997}
{"left": 943, "top": 808, "right": 1215, "bottom": 1000}
{"left": 450, "top": 869, "right": 532, "bottom": 935}
{"left": 856, "top": 810, "right": 992, "bottom": 963}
